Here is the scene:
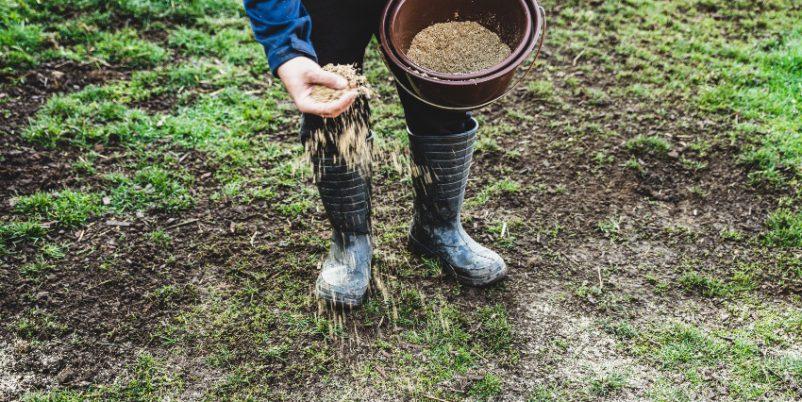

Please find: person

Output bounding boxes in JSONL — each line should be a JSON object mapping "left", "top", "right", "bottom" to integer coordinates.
{"left": 244, "top": 0, "right": 507, "bottom": 307}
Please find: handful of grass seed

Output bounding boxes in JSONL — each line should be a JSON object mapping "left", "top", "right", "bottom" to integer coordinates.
{"left": 310, "top": 64, "right": 372, "bottom": 103}
{"left": 307, "top": 64, "right": 374, "bottom": 178}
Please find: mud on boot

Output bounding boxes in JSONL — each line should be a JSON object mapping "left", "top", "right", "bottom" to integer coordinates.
{"left": 316, "top": 231, "right": 372, "bottom": 308}
{"left": 407, "top": 118, "right": 507, "bottom": 286}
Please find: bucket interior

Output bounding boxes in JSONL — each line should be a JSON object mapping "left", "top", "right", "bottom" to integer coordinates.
{"left": 391, "top": 0, "right": 529, "bottom": 62}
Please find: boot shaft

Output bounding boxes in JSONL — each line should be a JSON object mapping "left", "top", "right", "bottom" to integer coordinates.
{"left": 310, "top": 134, "right": 373, "bottom": 235}
{"left": 408, "top": 119, "right": 478, "bottom": 223}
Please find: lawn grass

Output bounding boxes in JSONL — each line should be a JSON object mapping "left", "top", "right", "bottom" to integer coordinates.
{"left": 628, "top": 309, "right": 802, "bottom": 400}
{"left": 3, "top": 0, "right": 802, "bottom": 400}
{"left": 550, "top": 0, "right": 802, "bottom": 247}
{"left": 22, "top": 354, "right": 184, "bottom": 401}
{"left": 13, "top": 190, "right": 102, "bottom": 228}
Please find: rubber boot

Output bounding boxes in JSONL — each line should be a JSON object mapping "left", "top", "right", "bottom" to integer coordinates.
{"left": 407, "top": 119, "right": 507, "bottom": 286}
{"left": 311, "top": 137, "right": 373, "bottom": 308}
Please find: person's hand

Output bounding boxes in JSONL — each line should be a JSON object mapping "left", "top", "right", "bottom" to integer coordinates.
{"left": 276, "top": 57, "right": 357, "bottom": 118}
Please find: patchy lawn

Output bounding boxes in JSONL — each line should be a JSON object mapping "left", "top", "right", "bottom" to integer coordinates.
{"left": 1, "top": 0, "right": 801, "bottom": 400}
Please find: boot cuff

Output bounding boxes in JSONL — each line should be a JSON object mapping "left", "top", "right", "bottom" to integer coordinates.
{"left": 407, "top": 118, "right": 478, "bottom": 144}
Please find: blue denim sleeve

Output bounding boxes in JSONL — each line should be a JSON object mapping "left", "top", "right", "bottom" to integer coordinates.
{"left": 243, "top": 0, "right": 318, "bottom": 76}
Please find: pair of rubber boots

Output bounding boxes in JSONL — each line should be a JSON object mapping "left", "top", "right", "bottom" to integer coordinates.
{"left": 312, "top": 119, "right": 506, "bottom": 308}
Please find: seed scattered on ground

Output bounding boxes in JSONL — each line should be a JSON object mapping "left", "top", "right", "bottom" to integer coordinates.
{"left": 406, "top": 21, "right": 512, "bottom": 74}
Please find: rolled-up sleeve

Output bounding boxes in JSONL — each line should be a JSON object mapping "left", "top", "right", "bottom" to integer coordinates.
{"left": 244, "top": 0, "right": 317, "bottom": 76}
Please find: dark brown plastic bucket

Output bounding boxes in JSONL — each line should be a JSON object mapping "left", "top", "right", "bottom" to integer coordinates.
{"left": 379, "top": 0, "right": 546, "bottom": 110}
{"left": 389, "top": 0, "right": 532, "bottom": 80}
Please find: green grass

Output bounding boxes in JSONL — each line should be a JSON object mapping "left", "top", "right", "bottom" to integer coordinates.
{"left": 552, "top": 0, "right": 802, "bottom": 245}
{"left": 167, "top": 25, "right": 268, "bottom": 73}
{"left": 23, "top": 93, "right": 154, "bottom": 147}
{"left": 23, "top": 353, "right": 184, "bottom": 401}
{"left": 14, "top": 308, "right": 68, "bottom": 340}
{"left": 4, "top": 0, "right": 802, "bottom": 399}
{"left": 13, "top": 189, "right": 102, "bottom": 227}
{"left": 20, "top": 259, "right": 55, "bottom": 279}
{"left": 596, "top": 216, "right": 622, "bottom": 240}
{"left": 625, "top": 135, "right": 671, "bottom": 156}
{"left": 631, "top": 310, "right": 802, "bottom": 400}
{"left": 0, "top": 21, "right": 45, "bottom": 71}
{"left": 527, "top": 79, "right": 556, "bottom": 101}
{"left": 700, "top": 32, "right": 802, "bottom": 185}
{"left": 587, "top": 370, "right": 628, "bottom": 397}
{"left": 466, "top": 179, "right": 521, "bottom": 209}
{"left": 764, "top": 208, "right": 802, "bottom": 247}
{"left": 79, "top": 29, "right": 169, "bottom": 67}
{"left": 148, "top": 229, "right": 172, "bottom": 247}
{"left": 0, "top": 220, "right": 46, "bottom": 246}
{"left": 469, "top": 373, "right": 503, "bottom": 400}
{"left": 0, "top": 0, "right": 243, "bottom": 74}
{"left": 677, "top": 271, "right": 736, "bottom": 298}
{"left": 106, "top": 166, "right": 194, "bottom": 212}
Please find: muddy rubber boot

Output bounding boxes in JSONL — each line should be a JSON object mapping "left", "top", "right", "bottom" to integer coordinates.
{"left": 311, "top": 143, "right": 373, "bottom": 308}
{"left": 407, "top": 119, "right": 507, "bottom": 286}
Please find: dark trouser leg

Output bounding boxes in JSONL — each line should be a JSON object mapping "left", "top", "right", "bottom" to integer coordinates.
{"left": 301, "top": 0, "right": 383, "bottom": 307}
{"left": 300, "top": 0, "right": 382, "bottom": 144}
{"left": 397, "top": 85, "right": 473, "bottom": 135}
{"left": 398, "top": 80, "right": 508, "bottom": 286}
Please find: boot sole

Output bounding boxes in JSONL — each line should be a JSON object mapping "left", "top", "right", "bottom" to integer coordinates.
{"left": 408, "top": 235, "right": 507, "bottom": 287}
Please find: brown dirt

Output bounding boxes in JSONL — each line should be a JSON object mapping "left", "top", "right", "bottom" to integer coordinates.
{"left": 406, "top": 21, "right": 512, "bottom": 74}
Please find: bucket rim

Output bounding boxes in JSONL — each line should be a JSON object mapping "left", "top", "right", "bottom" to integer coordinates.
{"left": 386, "top": 0, "right": 533, "bottom": 80}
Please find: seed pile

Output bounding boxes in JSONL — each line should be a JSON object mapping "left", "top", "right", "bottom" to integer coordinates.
{"left": 307, "top": 64, "right": 374, "bottom": 178}
{"left": 406, "top": 21, "right": 511, "bottom": 74}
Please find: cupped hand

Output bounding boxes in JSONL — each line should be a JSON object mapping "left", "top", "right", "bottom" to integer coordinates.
{"left": 276, "top": 57, "right": 357, "bottom": 118}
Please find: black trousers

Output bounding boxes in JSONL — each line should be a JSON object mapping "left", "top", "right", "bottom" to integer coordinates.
{"left": 299, "top": 0, "right": 473, "bottom": 144}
